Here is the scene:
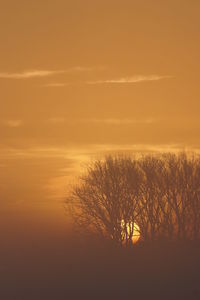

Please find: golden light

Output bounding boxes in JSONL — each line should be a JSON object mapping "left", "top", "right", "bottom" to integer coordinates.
{"left": 121, "top": 220, "right": 140, "bottom": 245}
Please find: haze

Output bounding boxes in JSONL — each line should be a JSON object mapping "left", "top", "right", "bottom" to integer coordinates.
{"left": 1, "top": 0, "right": 200, "bottom": 233}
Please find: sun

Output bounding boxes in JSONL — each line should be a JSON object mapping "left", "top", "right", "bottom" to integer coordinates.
{"left": 121, "top": 220, "right": 140, "bottom": 244}
{"left": 131, "top": 223, "right": 140, "bottom": 244}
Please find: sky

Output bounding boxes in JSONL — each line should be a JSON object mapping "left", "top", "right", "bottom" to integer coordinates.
{"left": 0, "top": 0, "right": 200, "bottom": 230}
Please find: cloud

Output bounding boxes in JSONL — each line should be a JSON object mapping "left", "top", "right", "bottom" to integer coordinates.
{"left": 0, "top": 144, "right": 195, "bottom": 162}
{"left": 68, "top": 66, "right": 98, "bottom": 72}
{"left": 87, "top": 75, "right": 173, "bottom": 84}
{"left": 43, "top": 83, "right": 69, "bottom": 87}
{"left": 2, "top": 120, "right": 23, "bottom": 128}
{"left": 0, "top": 70, "right": 66, "bottom": 79}
{"left": 0, "top": 67, "right": 99, "bottom": 80}
{"left": 46, "top": 117, "right": 155, "bottom": 125}
{"left": 81, "top": 118, "right": 155, "bottom": 125}
{"left": 47, "top": 117, "right": 66, "bottom": 123}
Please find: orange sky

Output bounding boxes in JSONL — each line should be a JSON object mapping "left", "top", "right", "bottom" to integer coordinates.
{"left": 0, "top": 0, "right": 200, "bottom": 227}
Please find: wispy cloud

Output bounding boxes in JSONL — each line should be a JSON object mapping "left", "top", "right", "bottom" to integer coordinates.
{"left": 79, "top": 118, "right": 155, "bottom": 125}
{"left": 47, "top": 117, "right": 155, "bottom": 125}
{"left": 47, "top": 117, "right": 66, "bottom": 124}
{"left": 43, "top": 83, "right": 69, "bottom": 87}
{"left": 0, "top": 66, "right": 100, "bottom": 80}
{"left": 0, "top": 70, "right": 66, "bottom": 79}
{"left": 2, "top": 120, "right": 23, "bottom": 128}
{"left": 0, "top": 144, "right": 195, "bottom": 161}
{"left": 68, "top": 66, "right": 103, "bottom": 72}
{"left": 87, "top": 75, "right": 173, "bottom": 85}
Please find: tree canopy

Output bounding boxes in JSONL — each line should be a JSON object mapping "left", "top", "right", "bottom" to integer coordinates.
{"left": 66, "top": 153, "right": 200, "bottom": 246}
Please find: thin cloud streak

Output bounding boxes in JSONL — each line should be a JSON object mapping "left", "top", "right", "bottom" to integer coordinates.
{"left": 47, "top": 117, "right": 66, "bottom": 123}
{"left": 2, "top": 120, "right": 23, "bottom": 128}
{"left": 82, "top": 118, "right": 155, "bottom": 125}
{"left": 0, "top": 70, "right": 65, "bottom": 79}
{"left": 47, "top": 118, "right": 156, "bottom": 125}
{"left": 87, "top": 75, "right": 173, "bottom": 84}
{"left": 0, "top": 144, "right": 197, "bottom": 161}
{"left": 0, "top": 67, "right": 100, "bottom": 79}
{"left": 43, "top": 83, "right": 69, "bottom": 87}
{"left": 68, "top": 66, "right": 103, "bottom": 72}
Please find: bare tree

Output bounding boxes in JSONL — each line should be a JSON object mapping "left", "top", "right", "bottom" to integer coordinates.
{"left": 66, "top": 156, "right": 142, "bottom": 245}
{"left": 135, "top": 156, "right": 167, "bottom": 241}
{"left": 66, "top": 153, "right": 200, "bottom": 245}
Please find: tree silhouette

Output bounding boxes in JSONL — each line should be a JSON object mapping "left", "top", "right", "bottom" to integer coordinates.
{"left": 67, "top": 157, "right": 142, "bottom": 245}
{"left": 66, "top": 153, "right": 200, "bottom": 246}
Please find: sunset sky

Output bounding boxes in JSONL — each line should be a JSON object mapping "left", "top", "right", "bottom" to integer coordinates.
{"left": 0, "top": 0, "right": 200, "bottom": 230}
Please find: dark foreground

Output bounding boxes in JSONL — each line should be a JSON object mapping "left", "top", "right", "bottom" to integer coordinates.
{"left": 0, "top": 229, "right": 200, "bottom": 300}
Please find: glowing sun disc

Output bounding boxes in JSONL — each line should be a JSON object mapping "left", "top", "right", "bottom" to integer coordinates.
{"left": 121, "top": 220, "right": 140, "bottom": 244}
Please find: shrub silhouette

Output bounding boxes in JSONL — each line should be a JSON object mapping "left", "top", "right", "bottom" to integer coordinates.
{"left": 66, "top": 153, "right": 200, "bottom": 245}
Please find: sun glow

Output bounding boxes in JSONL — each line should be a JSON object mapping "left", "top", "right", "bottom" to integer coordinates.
{"left": 121, "top": 220, "right": 140, "bottom": 244}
